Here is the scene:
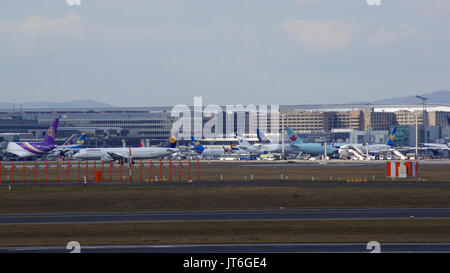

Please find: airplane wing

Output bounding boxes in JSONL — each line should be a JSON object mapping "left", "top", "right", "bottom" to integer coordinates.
{"left": 107, "top": 152, "right": 129, "bottom": 161}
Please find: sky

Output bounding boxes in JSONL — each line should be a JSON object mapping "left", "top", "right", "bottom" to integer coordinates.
{"left": 1, "top": 0, "right": 450, "bottom": 107}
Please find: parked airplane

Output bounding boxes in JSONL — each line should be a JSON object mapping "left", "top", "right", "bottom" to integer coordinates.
{"left": 337, "top": 127, "right": 403, "bottom": 159}
{"left": 50, "top": 134, "right": 87, "bottom": 157}
{"left": 256, "top": 129, "right": 300, "bottom": 155}
{"left": 285, "top": 127, "right": 337, "bottom": 156}
{"left": 191, "top": 137, "right": 227, "bottom": 158}
{"left": 0, "top": 118, "right": 59, "bottom": 159}
{"left": 73, "top": 135, "right": 179, "bottom": 162}
{"left": 236, "top": 133, "right": 262, "bottom": 154}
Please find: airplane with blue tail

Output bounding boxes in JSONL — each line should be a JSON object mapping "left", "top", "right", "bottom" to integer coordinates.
{"left": 337, "top": 127, "right": 401, "bottom": 159}
{"left": 191, "top": 137, "right": 227, "bottom": 158}
{"left": 50, "top": 134, "right": 87, "bottom": 157}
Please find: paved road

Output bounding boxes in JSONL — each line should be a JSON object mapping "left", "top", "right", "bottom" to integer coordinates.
{"left": 1, "top": 208, "right": 449, "bottom": 225}
{"left": 1, "top": 242, "right": 449, "bottom": 253}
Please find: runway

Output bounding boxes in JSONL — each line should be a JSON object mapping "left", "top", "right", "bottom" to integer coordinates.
{"left": 1, "top": 242, "right": 449, "bottom": 253}
{"left": 1, "top": 208, "right": 449, "bottom": 225}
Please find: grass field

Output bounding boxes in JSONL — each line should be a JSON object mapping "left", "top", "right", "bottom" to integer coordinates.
{"left": 0, "top": 219, "right": 449, "bottom": 247}
{"left": 1, "top": 161, "right": 448, "bottom": 247}
{"left": 0, "top": 185, "right": 448, "bottom": 213}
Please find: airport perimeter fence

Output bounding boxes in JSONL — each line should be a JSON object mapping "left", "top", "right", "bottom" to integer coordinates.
{"left": 0, "top": 159, "right": 200, "bottom": 185}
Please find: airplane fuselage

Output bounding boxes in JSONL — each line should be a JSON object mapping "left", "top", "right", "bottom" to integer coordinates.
{"left": 73, "top": 147, "right": 180, "bottom": 161}
{"left": 4, "top": 142, "right": 56, "bottom": 158}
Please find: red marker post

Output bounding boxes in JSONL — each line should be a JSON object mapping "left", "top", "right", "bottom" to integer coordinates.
{"left": 85, "top": 160, "right": 89, "bottom": 183}
{"left": 159, "top": 159, "right": 162, "bottom": 181}
{"left": 119, "top": 160, "right": 123, "bottom": 182}
{"left": 188, "top": 159, "right": 191, "bottom": 180}
{"left": 178, "top": 158, "right": 181, "bottom": 181}
{"left": 129, "top": 160, "right": 132, "bottom": 183}
{"left": 149, "top": 160, "right": 152, "bottom": 180}
{"left": 101, "top": 161, "right": 105, "bottom": 182}
{"left": 56, "top": 159, "right": 59, "bottom": 183}
{"left": 197, "top": 158, "right": 200, "bottom": 180}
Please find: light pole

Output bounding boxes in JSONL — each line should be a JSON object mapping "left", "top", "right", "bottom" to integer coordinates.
{"left": 415, "top": 114, "right": 419, "bottom": 159}
{"left": 281, "top": 114, "right": 285, "bottom": 160}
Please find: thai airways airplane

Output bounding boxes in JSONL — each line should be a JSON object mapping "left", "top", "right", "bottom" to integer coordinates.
{"left": 73, "top": 135, "right": 179, "bottom": 162}
{"left": 0, "top": 118, "right": 59, "bottom": 159}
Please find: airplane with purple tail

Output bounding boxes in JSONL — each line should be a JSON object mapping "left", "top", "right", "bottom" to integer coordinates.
{"left": 0, "top": 118, "right": 59, "bottom": 159}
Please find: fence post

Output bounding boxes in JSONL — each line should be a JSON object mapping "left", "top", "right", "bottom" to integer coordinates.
{"left": 119, "top": 160, "right": 123, "bottom": 182}
{"left": 56, "top": 159, "right": 59, "bottom": 183}
{"left": 159, "top": 159, "right": 162, "bottom": 180}
{"left": 22, "top": 161, "right": 25, "bottom": 184}
{"left": 85, "top": 160, "right": 89, "bottom": 183}
{"left": 197, "top": 158, "right": 200, "bottom": 180}
{"left": 188, "top": 159, "right": 191, "bottom": 180}
{"left": 78, "top": 160, "right": 81, "bottom": 183}
{"left": 178, "top": 158, "right": 181, "bottom": 181}
{"left": 11, "top": 161, "right": 14, "bottom": 185}
{"left": 149, "top": 160, "right": 152, "bottom": 181}
{"left": 102, "top": 161, "right": 105, "bottom": 182}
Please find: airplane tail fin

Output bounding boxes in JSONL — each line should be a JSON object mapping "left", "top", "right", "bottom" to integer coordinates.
{"left": 230, "top": 144, "right": 239, "bottom": 151}
{"left": 285, "top": 127, "right": 303, "bottom": 144}
{"left": 163, "top": 134, "right": 178, "bottom": 148}
{"left": 236, "top": 133, "right": 253, "bottom": 149}
{"left": 257, "top": 129, "right": 272, "bottom": 144}
{"left": 75, "top": 135, "right": 86, "bottom": 147}
{"left": 385, "top": 127, "right": 397, "bottom": 146}
{"left": 191, "top": 137, "right": 205, "bottom": 152}
{"left": 62, "top": 134, "right": 78, "bottom": 146}
{"left": 139, "top": 140, "right": 145, "bottom": 147}
{"left": 42, "top": 118, "right": 59, "bottom": 146}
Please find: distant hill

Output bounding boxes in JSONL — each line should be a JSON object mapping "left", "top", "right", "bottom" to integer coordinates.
{"left": 0, "top": 100, "right": 115, "bottom": 109}
{"left": 371, "top": 90, "right": 450, "bottom": 105}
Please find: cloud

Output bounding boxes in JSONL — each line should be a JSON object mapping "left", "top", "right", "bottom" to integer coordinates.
{"left": 279, "top": 19, "right": 358, "bottom": 50}
{"left": 368, "top": 25, "right": 418, "bottom": 47}
{"left": 0, "top": 13, "right": 85, "bottom": 40}
{"left": 0, "top": 13, "right": 220, "bottom": 49}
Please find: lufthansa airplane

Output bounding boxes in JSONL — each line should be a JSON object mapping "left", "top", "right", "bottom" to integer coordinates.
{"left": 73, "top": 134, "right": 179, "bottom": 162}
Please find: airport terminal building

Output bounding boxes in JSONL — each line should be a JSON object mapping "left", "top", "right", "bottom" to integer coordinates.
{"left": 0, "top": 103, "right": 449, "bottom": 148}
